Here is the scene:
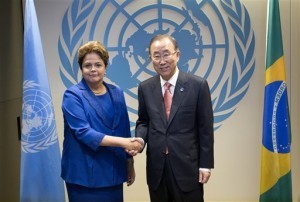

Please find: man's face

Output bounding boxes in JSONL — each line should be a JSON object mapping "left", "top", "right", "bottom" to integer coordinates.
{"left": 150, "top": 37, "right": 180, "bottom": 81}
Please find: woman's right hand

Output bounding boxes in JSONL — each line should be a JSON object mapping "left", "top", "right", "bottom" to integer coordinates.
{"left": 100, "top": 135, "right": 143, "bottom": 156}
{"left": 124, "top": 138, "right": 143, "bottom": 151}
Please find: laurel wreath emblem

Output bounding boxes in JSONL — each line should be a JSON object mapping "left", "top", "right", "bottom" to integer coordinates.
{"left": 58, "top": 0, "right": 255, "bottom": 131}
{"left": 22, "top": 80, "right": 58, "bottom": 153}
{"left": 58, "top": 0, "right": 95, "bottom": 87}
{"left": 213, "top": 0, "right": 255, "bottom": 130}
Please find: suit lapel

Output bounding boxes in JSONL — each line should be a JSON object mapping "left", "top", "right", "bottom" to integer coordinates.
{"left": 168, "top": 72, "right": 188, "bottom": 126}
{"left": 109, "top": 85, "right": 122, "bottom": 129}
{"left": 151, "top": 76, "right": 168, "bottom": 125}
{"left": 81, "top": 80, "right": 121, "bottom": 129}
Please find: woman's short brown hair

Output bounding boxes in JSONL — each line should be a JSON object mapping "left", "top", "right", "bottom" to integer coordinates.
{"left": 78, "top": 41, "right": 109, "bottom": 69}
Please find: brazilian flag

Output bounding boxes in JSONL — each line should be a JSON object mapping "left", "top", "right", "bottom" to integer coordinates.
{"left": 259, "top": 0, "right": 292, "bottom": 201}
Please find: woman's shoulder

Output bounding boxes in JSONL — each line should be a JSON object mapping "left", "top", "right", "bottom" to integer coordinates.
{"left": 64, "top": 83, "right": 80, "bottom": 93}
{"left": 62, "top": 81, "right": 86, "bottom": 99}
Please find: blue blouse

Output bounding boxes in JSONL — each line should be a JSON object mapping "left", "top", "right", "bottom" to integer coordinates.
{"left": 95, "top": 92, "right": 114, "bottom": 125}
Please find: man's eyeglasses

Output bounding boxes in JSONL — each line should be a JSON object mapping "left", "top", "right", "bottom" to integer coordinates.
{"left": 151, "top": 51, "right": 177, "bottom": 62}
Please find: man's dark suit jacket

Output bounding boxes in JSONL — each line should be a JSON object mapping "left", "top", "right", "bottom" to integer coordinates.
{"left": 135, "top": 71, "right": 214, "bottom": 192}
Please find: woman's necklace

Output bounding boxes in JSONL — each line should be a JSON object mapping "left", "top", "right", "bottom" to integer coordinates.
{"left": 92, "top": 85, "right": 106, "bottom": 95}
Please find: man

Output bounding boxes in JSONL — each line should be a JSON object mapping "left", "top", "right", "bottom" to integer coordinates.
{"left": 135, "top": 34, "right": 214, "bottom": 202}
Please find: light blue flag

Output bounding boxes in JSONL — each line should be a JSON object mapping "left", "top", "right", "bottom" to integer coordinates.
{"left": 20, "top": 0, "right": 65, "bottom": 201}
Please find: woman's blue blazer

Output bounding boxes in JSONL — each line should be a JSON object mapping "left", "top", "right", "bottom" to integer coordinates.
{"left": 61, "top": 79, "right": 131, "bottom": 188}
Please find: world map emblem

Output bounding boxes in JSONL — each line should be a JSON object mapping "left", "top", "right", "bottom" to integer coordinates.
{"left": 21, "top": 80, "right": 58, "bottom": 153}
{"left": 58, "top": 0, "right": 255, "bottom": 132}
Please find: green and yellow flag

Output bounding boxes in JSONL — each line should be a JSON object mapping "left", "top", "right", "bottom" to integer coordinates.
{"left": 260, "top": 0, "right": 292, "bottom": 201}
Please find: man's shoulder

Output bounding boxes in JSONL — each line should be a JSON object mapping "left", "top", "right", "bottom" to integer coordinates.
{"left": 139, "top": 75, "right": 160, "bottom": 86}
{"left": 179, "top": 71, "right": 206, "bottom": 83}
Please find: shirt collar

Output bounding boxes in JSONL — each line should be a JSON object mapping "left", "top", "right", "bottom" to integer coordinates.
{"left": 160, "top": 67, "right": 179, "bottom": 88}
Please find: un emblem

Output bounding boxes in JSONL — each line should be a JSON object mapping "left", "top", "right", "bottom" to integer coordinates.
{"left": 58, "top": 0, "right": 255, "bottom": 132}
{"left": 21, "top": 81, "right": 58, "bottom": 153}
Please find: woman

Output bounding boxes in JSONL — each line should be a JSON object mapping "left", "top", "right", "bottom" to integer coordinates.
{"left": 61, "top": 41, "right": 142, "bottom": 202}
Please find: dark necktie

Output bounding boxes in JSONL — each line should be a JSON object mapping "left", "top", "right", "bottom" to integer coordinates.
{"left": 164, "top": 82, "right": 172, "bottom": 119}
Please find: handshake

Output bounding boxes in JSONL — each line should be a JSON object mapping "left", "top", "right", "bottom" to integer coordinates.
{"left": 124, "top": 137, "right": 144, "bottom": 156}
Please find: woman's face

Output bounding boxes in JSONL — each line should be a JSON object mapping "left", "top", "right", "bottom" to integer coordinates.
{"left": 81, "top": 52, "right": 106, "bottom": 86}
